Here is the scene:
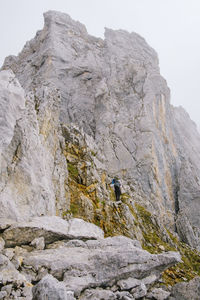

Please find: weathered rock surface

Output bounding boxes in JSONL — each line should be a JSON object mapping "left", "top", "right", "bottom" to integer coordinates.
{"left": 0, "top": 238, "right": 5, "bottom": 252}
{"left": 0, "top": 217, "right": 181, "bottom": 299}
{"left": 0, "top": 69, "right": 68, "bottom": 221}
{"left": 0, "top": 70, "right": 25, "bottom": 152}
{"left": 0, "top": 253, "right": 33, "bottom": 299}
{"left": 1, "top": 9, "right": 200, "bottom": 299}
{"left": 0, "top": 254, "right": 26, "bottom": 284}
{"left": 21, "top": 241, "right": 180, "bottom": 295}
{"left": 31, "top": 237, "right": 45, "bottom": 250}
{"left": 2, "top": 10, "right": 200, "bottom": 250}
{"left": 3, "top": 215, "right": 200, "bottom": 299}
{"left": 146, "top": 287, "right": 170, "bottom": 300}
{"left": 80, "top": 289, "right": 117, "bottom": 300}
{"left": 170, "top": 276, "right": 200, "bottom": 300}
{"left": 3, "top": 216, "right": 104, "bottom": 247}
{"left": 32, "top": 274, "right": 75, "bottom": 300}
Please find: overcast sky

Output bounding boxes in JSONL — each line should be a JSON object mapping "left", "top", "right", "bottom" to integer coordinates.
{"left": 1, "top": 0, "right": 200, "bottom": 128}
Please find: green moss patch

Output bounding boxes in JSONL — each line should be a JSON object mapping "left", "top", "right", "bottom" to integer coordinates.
{"left": 64, "top": 133, "right": 200, "bottom": 287}
{"left": 134, "top": 203, "right": 200, "bottom": 285}
{"left": 67, "top": 163, "right": 79, "bottom": 181}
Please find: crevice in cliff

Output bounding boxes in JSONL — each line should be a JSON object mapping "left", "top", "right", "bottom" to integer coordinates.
{"left": 0, "top": 138, "right": 22, "bottom": 196}
{"left": 110, "top": 138, "right": 120, "bottom": 162}
{"left": 174, "top": 186, "right": 180, "bottom": 216}
{"left": 173, "top": 173, "right": 180, "bottom": 234}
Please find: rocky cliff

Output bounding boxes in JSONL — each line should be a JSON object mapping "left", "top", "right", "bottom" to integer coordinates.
{"left": 1, "top": 10, "right": 200, "bottom": 299}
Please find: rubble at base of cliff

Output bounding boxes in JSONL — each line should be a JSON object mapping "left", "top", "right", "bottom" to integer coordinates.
{"left": 0, "top": 216, "right": 183, "bottom": 300}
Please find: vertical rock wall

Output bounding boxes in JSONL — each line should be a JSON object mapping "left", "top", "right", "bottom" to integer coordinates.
{"left": 0, "top": 70, "right": 68, "bottom": 221}
{"left": 1, "top": 11, "right": 200, "bottom": 249}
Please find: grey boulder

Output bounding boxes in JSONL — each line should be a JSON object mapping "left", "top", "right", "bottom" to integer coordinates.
{"left": 0, "top": 254, "right": 25, "bottom": 284}
{"left": 32, "top": 274, "right": 75, "bottom": 300}
{"left": 171, "top": 276, "right": 200, "bottom": 300}
{"left": 147, "top": 287, "right": 170, "bottom": 300}
{"left": 3, "top": 216, "right": 104, "bottom": 247}
{"left": 21, "top": 235, "right": 181, "bottom": 297}
{"left": 31, "top": 237, "right": 45, "bottom": 250}
{"left": 80, "top": 288, "right": 116, "bottom": 300}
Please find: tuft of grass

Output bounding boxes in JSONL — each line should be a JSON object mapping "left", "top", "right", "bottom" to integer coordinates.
{"left": 134, "top": 203, "right": 200, "bottom": 285}
{"left": 91, "top": 150, "right": 97, "bottom": 156}
{"left": 67, "top": 163, "right": 79, "bottom": 181}
{"left": 70, "top": 202, "right": 79, "bottom": 215}
{"left": 64, "top": 134, "right": 200, "bottom": 287}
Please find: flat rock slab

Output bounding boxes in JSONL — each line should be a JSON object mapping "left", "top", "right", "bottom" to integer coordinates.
{"left": 3, "top": 216, "right": 104, "bottom": 247}
{"left": 0, "top": 218, "right": 16, "bottom": 232}
{"left": 21, "top": 236, "right": 181, "bottom": 296}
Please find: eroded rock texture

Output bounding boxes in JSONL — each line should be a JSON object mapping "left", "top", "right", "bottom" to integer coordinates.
{"left": 1, "top": 10, "right": 200, "bottom": 299}
{"left": 0, "top": 216, "right": 181, "bottom": 300}
{"left": 2, "top": 11, "right": 200, "bottom": 249}
{"left": 0, "top": 69, "right": 68, "bottom": 221}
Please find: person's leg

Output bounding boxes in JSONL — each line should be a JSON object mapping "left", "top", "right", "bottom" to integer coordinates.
{"left": 114, "top": 189, "right": 118, "bottom": 201}
{"left": 115, "top": 187, "right": 120, "bottom": 202}
{"left": 116, "top": 192, "right": 120, "bottom": 201}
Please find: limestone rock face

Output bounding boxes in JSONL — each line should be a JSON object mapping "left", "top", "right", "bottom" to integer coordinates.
{"left": 1, "top": 12, "right": 200, "bottom": 298}
{"left": 0, "top": 70, "right": 25, "bottom": 151}
{"left": 171, "top": 107, "right": 200, "bottom": 249}
{"left": 0, "top": 69, "right": 68, "bottom": 221}
{"left": 2, "top": 10, "right": 200, "bottom": 249}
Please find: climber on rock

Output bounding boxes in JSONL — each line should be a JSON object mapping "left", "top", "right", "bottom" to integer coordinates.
{"left": 111, "top": 178, "right": 121, "bottom": 203}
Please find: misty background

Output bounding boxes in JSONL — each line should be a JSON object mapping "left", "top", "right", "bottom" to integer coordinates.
{"left": 0, "top": 0, "right": 200, "bottom": 128}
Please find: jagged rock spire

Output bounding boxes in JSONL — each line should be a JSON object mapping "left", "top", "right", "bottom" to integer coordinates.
{"left": 1, "top": 10, "right": 200, "bottom": 250}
